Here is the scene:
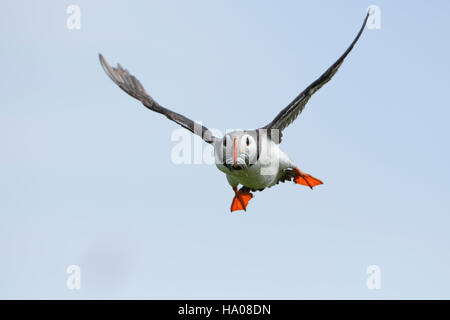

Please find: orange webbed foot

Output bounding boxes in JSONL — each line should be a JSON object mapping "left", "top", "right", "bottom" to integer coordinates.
{"left": 230, "top": 187, "right": 253, "bottom": 212}
{"left": 293, "top": 167, "right": 323, "bottom": 189}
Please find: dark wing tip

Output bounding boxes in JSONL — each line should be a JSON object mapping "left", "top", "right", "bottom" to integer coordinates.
{"left": 364, "top": 9, "right": 370, "bottom": 25}
{"left": 98, "top": 53, "right": 118, "bottom": 84}
{"left": 98, "top": 53, "right": 108, "bottom": 73}
{"left": 98, "top": 53, "right": 148, "bottom": 99}
{"left": 345, "top": 11, "right": 370, "bottom": 58}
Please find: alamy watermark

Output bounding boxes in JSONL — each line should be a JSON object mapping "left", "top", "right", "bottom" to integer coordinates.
{"left": 367, "top": 5, "right": 381, "bottom": 30}
{"left": 66, "top": 265, "right": 81, "bottom": 290}
{"left": 66, "top": 5, "right": 81, "bottom": 30}
{"left": 366, "top": 265, "right": 381, "bottom": 290}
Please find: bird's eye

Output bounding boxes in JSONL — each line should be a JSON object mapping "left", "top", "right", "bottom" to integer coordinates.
{"left": 246, "top": 137, "right": 250, "bottom": 146}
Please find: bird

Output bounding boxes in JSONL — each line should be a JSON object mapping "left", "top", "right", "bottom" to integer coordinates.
{"left": 99, "top": 12, "right": 369, "bottom": 212}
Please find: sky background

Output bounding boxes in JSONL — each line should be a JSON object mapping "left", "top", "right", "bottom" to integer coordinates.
{"left": 1, "top": 0, "right": 450, "bottom": 299}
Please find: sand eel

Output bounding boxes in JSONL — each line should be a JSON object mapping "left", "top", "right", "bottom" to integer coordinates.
{"left": 99, "top": 12, "right": 369, "bottom": 212}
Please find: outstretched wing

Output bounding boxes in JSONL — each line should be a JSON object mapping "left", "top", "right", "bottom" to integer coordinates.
{"left": 260, "top": 12, "right": 369, "bottom": 141}
{"left": 99, "top": 54, "right": 217, "bottom": 144}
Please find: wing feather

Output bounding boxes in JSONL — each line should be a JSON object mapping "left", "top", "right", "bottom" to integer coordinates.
{"left": 261, "top": 12, "right": 370, "bottom": 142}
{"left": 99, "top": 54, "right": 217, "bottom": 144}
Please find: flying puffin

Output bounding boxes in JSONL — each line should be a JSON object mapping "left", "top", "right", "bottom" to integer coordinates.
{"left": 99, "top": 12, "right": 369, "bottom": 212}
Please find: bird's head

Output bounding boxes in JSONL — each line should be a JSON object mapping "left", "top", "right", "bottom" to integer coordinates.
{"left": 214, "top": 130, "right": 259, "bottom": 171}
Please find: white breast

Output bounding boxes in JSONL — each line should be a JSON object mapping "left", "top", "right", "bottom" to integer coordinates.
{"left": 216, "top": 137, "right": 293, "bottom": 190}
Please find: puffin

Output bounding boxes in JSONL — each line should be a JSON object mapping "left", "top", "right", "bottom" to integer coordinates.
{"left": 99, "top": 12, "right": 369, "bottom": 212}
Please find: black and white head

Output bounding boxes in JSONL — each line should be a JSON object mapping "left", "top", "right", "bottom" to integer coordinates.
{"left": 214, "top": 130, "right": 260, "bottom": 171}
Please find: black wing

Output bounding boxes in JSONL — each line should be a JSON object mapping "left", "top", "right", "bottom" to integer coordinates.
{"left": 99, "top": 54, "right": 217, "bottom": 144}
{"left": 260, "top": 12, "right": 369, "bottom": 141}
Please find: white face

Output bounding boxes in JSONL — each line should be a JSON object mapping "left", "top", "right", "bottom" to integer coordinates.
{"left": 214, "top": 131, "right": 258, "bottom": 171}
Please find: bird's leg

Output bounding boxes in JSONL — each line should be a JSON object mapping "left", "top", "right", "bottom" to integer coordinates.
{"left": 230, "top": 186, "right": 253, "bottom": 212}
{"left": 293, "top": 167, "right": 323, "bottom": 189}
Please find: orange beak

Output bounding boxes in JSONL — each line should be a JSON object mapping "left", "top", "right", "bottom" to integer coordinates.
{"left": 233, "top": 138, "right": 238, "bottom": 166}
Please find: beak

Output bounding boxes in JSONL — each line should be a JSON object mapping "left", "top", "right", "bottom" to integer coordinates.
{"left": 233, "top": 138, "right": 238, "bottom": 166}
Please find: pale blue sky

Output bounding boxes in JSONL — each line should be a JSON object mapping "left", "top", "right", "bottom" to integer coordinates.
{"left": 1, "top": 0, "right": 450, "bottom": 299}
